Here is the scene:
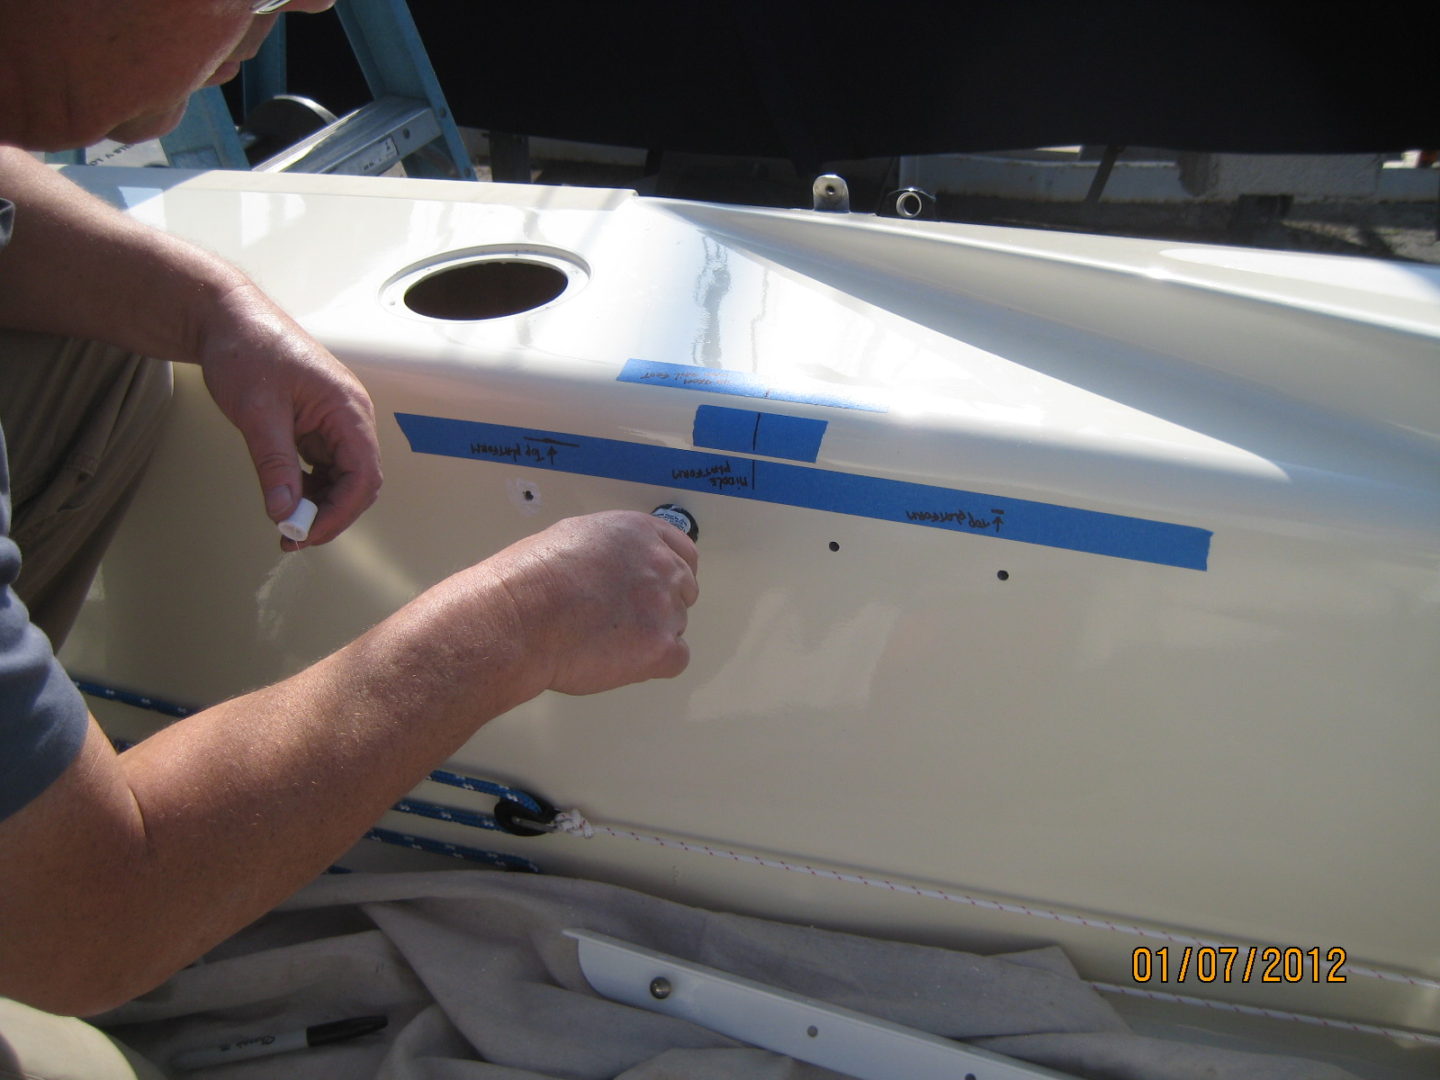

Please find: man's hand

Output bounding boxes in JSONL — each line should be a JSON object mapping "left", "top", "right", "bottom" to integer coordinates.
{"left": 0, "top": 151, "right": 383, "bottom": 548}
{"left": 448, "top": 511, "right": 700, "bottom": 700}
{"left": 197, "top": 282, "right": 382, "bottom": 548}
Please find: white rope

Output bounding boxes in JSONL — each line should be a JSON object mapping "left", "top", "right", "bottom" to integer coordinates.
{"left": 1092, "top": 982, "right": 1440, "bottom": 1048}
{"left": 553, "top": 814, "right": 1440, "bottom": 995}
{"left": 553, "top": 809, "right": 595, "bottom": 839}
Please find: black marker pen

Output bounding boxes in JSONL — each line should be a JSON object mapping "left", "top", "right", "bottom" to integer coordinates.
{"left": 171, "top": 1015, "right": 387, "bottom": 1071}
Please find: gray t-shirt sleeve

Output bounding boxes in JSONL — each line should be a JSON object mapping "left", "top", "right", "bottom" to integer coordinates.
{"left": 0, "top": 198, "right": 91, "bottom": 823}
{"left": 0, "top": 540, "right": 89, "bottom": 822}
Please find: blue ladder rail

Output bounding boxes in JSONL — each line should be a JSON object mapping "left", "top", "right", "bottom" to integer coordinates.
{"left": 159, "top": 0, "right": 473, "bottom": 180}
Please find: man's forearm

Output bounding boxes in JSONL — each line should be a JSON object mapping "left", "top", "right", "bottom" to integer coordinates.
{"left": 0, "top": 146, "right": 247, "bottom": 362}
{"left": 1, "top": 561, "right": 537, "bottom": 1016}
{"left": 94, "top": 565, "right": 535, "bottom": 1008}
{"left": 0, "top": 512, "right": 697, "bottom": 1016}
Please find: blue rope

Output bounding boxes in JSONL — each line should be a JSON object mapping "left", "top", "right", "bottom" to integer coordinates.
{"left": 75, "top": 680, "right": 196, "bottom": 718}
{"left": 426, "top": 768, "right": 543, "bottom": 816}
{"left": 82, "top": 681, "right": 546, "bottom": 816}
{"left": 364, "top": 828, "right": 539, "bottom": 872}
{"left": 394, "top": 796, "right": 505, "bottom": 833}
{"left": 85, "top": 681, "right": 554, "bottom": 870}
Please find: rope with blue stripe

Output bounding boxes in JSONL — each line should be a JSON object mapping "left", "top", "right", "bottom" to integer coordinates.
{"left": 84, "top": 681, "right": 546, "bottom": 872}
{"left": 76, "top": 680, "right": 196, "bottom": 718}
{"left": 363, "top": 829, "right": 538, "bottom": 873}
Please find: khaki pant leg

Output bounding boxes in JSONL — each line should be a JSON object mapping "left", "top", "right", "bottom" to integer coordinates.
{"left": 0, "top": 331, "right": 172, "bottom": 650}
{"left": 0, "top": 998, "right": 166, "bottom": 1080}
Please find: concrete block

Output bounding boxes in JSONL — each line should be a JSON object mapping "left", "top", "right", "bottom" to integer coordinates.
{"left": 1178, "top": 153, "right": 1381, "bottom": 198}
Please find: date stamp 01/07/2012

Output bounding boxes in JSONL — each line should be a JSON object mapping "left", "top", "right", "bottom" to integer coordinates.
{"left": 1132, "top": 946, "right": 1348, "bottom": 985}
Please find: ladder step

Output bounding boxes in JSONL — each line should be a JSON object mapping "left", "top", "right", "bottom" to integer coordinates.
{"left": 252, "top": 96, "right": 443, "bottom": 176}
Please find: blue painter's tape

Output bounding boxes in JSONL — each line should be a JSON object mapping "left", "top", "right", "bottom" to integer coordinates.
{"left": 693, "top": 405, "right": 828, "bottom": 463}
{"left": 692, "top": 405, "right": 757, "bottom": 455}
{"left": 395, "top": 414, "right": 1211, "bottom": 570}
{"left": 619, "top": 357, "right": 886, "bottom": 413}
{"left": 758, "top": 412, "right": 829, "bottom": 461}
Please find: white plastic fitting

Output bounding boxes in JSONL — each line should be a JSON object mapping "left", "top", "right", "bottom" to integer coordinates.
{"left": 277, "top": 497, "right": 318, "bottom": 542}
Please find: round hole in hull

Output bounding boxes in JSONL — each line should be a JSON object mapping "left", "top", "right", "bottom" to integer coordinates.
{"left": 403, "top": 259, "right": 570, "bottom": 320}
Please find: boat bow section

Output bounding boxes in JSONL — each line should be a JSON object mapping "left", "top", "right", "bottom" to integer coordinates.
{"left": 58, "top": 167, "right": 1440, "bottom": 1069}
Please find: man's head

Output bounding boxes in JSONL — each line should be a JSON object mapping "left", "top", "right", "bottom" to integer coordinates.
{"left": 0, "top": 1, "right": 337, "bottom": 151}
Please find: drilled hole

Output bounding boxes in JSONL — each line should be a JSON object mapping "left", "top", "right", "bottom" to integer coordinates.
{"left": 404, "top": 260, "right": 569, "bottom": 320}
{"left": 996, "top": 570, "right": 1010, "bottom": 581}
{"left": 828, "top": 541, "right": 840, "bottom": 552}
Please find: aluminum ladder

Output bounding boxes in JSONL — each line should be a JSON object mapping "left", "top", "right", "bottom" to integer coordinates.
{"left": 157, "top": 0, "right": 473, "bottom": 179}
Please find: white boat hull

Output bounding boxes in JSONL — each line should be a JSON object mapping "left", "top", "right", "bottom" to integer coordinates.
{"left": 57, "top": 166, "right": 1440, "bottom": 1075}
